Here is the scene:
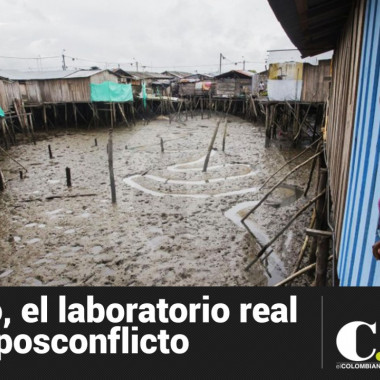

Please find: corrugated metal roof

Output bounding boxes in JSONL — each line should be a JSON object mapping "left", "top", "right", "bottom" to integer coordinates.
{"left": 120, "top": 70, "right": 173, "bottom": 80}
{"left": 161, "top": 71, "right": 192, "bottom": 78}
{"left": 214, "top": 70, "right": 254, "bottom": 79}
{"left": 65, "top": 70, "right": 108, "bottom": 78}
{"left": 267, "top": 49, "right": 333, "bottom": 65}
{"left": 0, "top": 70, "right": 75, "bottom": 80}
{"left": 0, "top": 69, "right": 112, "bottom": 81}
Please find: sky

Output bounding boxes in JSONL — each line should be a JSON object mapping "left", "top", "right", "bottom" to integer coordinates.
{"left": 0, "top": 0, "right": 295, "bottom": 74}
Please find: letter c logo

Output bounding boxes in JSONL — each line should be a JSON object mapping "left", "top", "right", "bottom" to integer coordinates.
{"left": 336, "top": 321, "right": 376, "bottom": 361}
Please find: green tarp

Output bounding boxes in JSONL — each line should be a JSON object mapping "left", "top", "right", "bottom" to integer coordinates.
{"left": 90, "top": 82, "right": 133, "bottom": 102}
{"left": 0, "top": 107, "right": 4, "bottom": 117}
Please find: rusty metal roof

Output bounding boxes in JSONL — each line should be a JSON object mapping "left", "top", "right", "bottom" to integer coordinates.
{"left": 214, "top": 70, "right": 254, "bottom": 79}
{"left": 161, "top": 71, "right": 193, "bottom": 78}
{"left": 119, "top": 71, "right": 173, "bottom": 80}
{"left": 268, "top": 0, "right": 354, "bottom": 57}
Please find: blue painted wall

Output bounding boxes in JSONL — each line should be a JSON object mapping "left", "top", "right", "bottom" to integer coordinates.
{"left": 338, "top": 0, "right": 380, "bottom": 286}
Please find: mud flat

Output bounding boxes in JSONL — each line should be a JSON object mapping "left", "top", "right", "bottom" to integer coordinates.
{"left": 0, "top": 115, "right": 315, "bottom": 286}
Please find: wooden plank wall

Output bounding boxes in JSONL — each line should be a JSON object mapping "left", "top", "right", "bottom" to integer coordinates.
{"left": 326, "top": 0, "right": 366, "bottom": 255}
{"left": 215, "top": 78, "right": 251, "bottom": 97}
{"left": 0, "top": 80, "right": 9, "bottom": 112}
{"left": 3, "top": 81, "right": 22, "bottom": 111}
{"left": 301, "top": 60, "right": 331, "bottom": 102}
{"left": 179, "top": 82, "right": 195, "bottom": 96}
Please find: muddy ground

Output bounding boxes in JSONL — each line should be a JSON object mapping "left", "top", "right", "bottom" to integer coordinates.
{"left": 0, "top": 114, "right": 317, "bottom": 286}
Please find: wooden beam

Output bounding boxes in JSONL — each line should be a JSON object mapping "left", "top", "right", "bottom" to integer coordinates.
{"left": 306, "top": 229, "right": 333, "bottom": 238}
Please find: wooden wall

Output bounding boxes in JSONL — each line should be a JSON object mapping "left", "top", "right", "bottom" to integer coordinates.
{"left": 39, "top": 79, "right": 90, "bottom": 103}
{"left": 301, "top": 60, "right": 331, "bottom": 102}
{"left": 0, "top": 80, "right": 22, "bottom": 112}
{"left": 325, "top": 0, "right": 366, "bottom": 255}
{"left": 215, "top": 78, "right": 251, "bottom": 97}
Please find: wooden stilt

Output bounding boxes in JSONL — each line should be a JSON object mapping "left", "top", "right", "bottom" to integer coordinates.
{"left": 43, "top": 104, "right": 48, "bottom": 130}
{"left": 118, "top": 103, "right": 129, "bottom": 127}
{"left": 73, "top": 103, "right": 77, "bottom": 127}
{"left": 0, "top": 168, "right": 5, "bottom": 191}
{"left": 64, "top": 103, "right": 68, "bottom": 127}
{"left": 203, "top": 121, "right": 220, "bottom": 172}
{"left": 244, "top": 190, "right": 326, "bottom": 271}
{"left": 222, "top": 121, "right": 228, "bottom": 152}
{"left": 66, "top": 167, "right": 72, "bottom": 187}
{"left": 108, "top": 128, "right": 116, "bottom": 203}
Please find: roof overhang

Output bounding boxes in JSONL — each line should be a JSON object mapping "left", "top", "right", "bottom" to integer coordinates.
{"left": 268, "top": 0, "right": 355, "bottom": 57}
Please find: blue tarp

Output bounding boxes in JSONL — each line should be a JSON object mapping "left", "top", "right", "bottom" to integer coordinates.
{"left": 0, "top": 107, "right": 4, "bottom": 117}
{"left": 90, "top": 82, "right": 133, "bottom": 102}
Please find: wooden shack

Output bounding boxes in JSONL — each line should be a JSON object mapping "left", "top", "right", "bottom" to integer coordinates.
{"left": 178, "top": 74, "right": 214, "bottom": 97}
{"left": 214, "top": 70, "right": 253, "bottom": 97}
{"left": 0, "top": 77, "right": 22, "bottom": 112}
{"left": 301, "top": 60, "right": 331, "bottom": 102}
{"left": 0, "top": 69, "right": 120, "bottom": 105}
{"left": 268, "top": 0, "right": 380, "bottom": 285}
{"left": 119, "top": 71, "right": 173, "bottom": 96}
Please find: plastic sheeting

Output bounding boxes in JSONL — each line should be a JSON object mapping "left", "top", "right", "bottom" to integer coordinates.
{"left": 0, "top": 107, "right": 4, "bottom": 117}
{"left": 142, "top": 82, "right": 147, "bottom": 109}
{"left": 90, "top": 82, "right": 133, "bottom": 102}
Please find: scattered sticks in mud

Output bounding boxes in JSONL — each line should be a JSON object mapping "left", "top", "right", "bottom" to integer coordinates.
{"left": 259, "top": 137, "right": 322, "bottom": 190}
{"left": 274, "top": 256, "right": 332, "bottom": 287}
{"left": 45, "top": 193, "right": 97, "bottom": 200}
{"left": 244, "top": 190, "right": 326, "bottom": 271}
{"left": 0, "top": 146, "right": 28, "bottom": 173}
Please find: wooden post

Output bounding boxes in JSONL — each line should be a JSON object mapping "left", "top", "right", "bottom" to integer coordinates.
{"left": 222, "top": 121, "right": 228, "bottom": 152}
{"left": 265, "top": 104, "right": 270, "bottom": 148}
{"left": 43, "top": 104, "right": 48, "bottom": 130}
{"left": 48, "top": 145, "right": 53, "bottom": 159}
{"left": 66, "top": 167, "right": 72, "bottom": 187}
{"left": 73, "top": 103, "right": 77, "bottom": 127}
{"left": 130, "top": 103, "right": 136, "bottom": 125}
{"left": 53, "top": 105, "right": 57, "bottom": 126}
{"left": 208, "top": 92, "right": 212, "bottom": 119}
{"left": 203, "top": 121, "right": 220, "bottom": 172}
{"left": 108, "top": 128, "right": 117, "bottom": 203}
{"left": 314, "top": 168, "right": 328, "bottom": 286}
{"left": 118, "top": 103, "right": 129, "bottom": 127}
{"left": 110, "top": 103, "right": 114, "bottom": 128}
{"left": 190, "top": 96, "right": 194, "bottom": 119}
{"left": 201, "top": 97, "right": 204, "bottom": 119}
{"left": 0, "top": 168, "right": 5, "bottom": 191}
{"left": 19, "top": 171, "right": 23, "bottom": 180}
{"left": 309, "top": 167, "right": 327, "bottom": 265}
{"left": 160, "top": 138, "right": 164, "bottom": 153}
{"left": 1, "top": 119, "right": 9, "bottom": 149}
{"left": 95, "top": 138, "right": 98, "bottom": 147}
{"left": 64, "top": 103, "right": 68, "bottom": 127}
{"left": 28, "top": 114, "right": 36, "bottom": 144}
